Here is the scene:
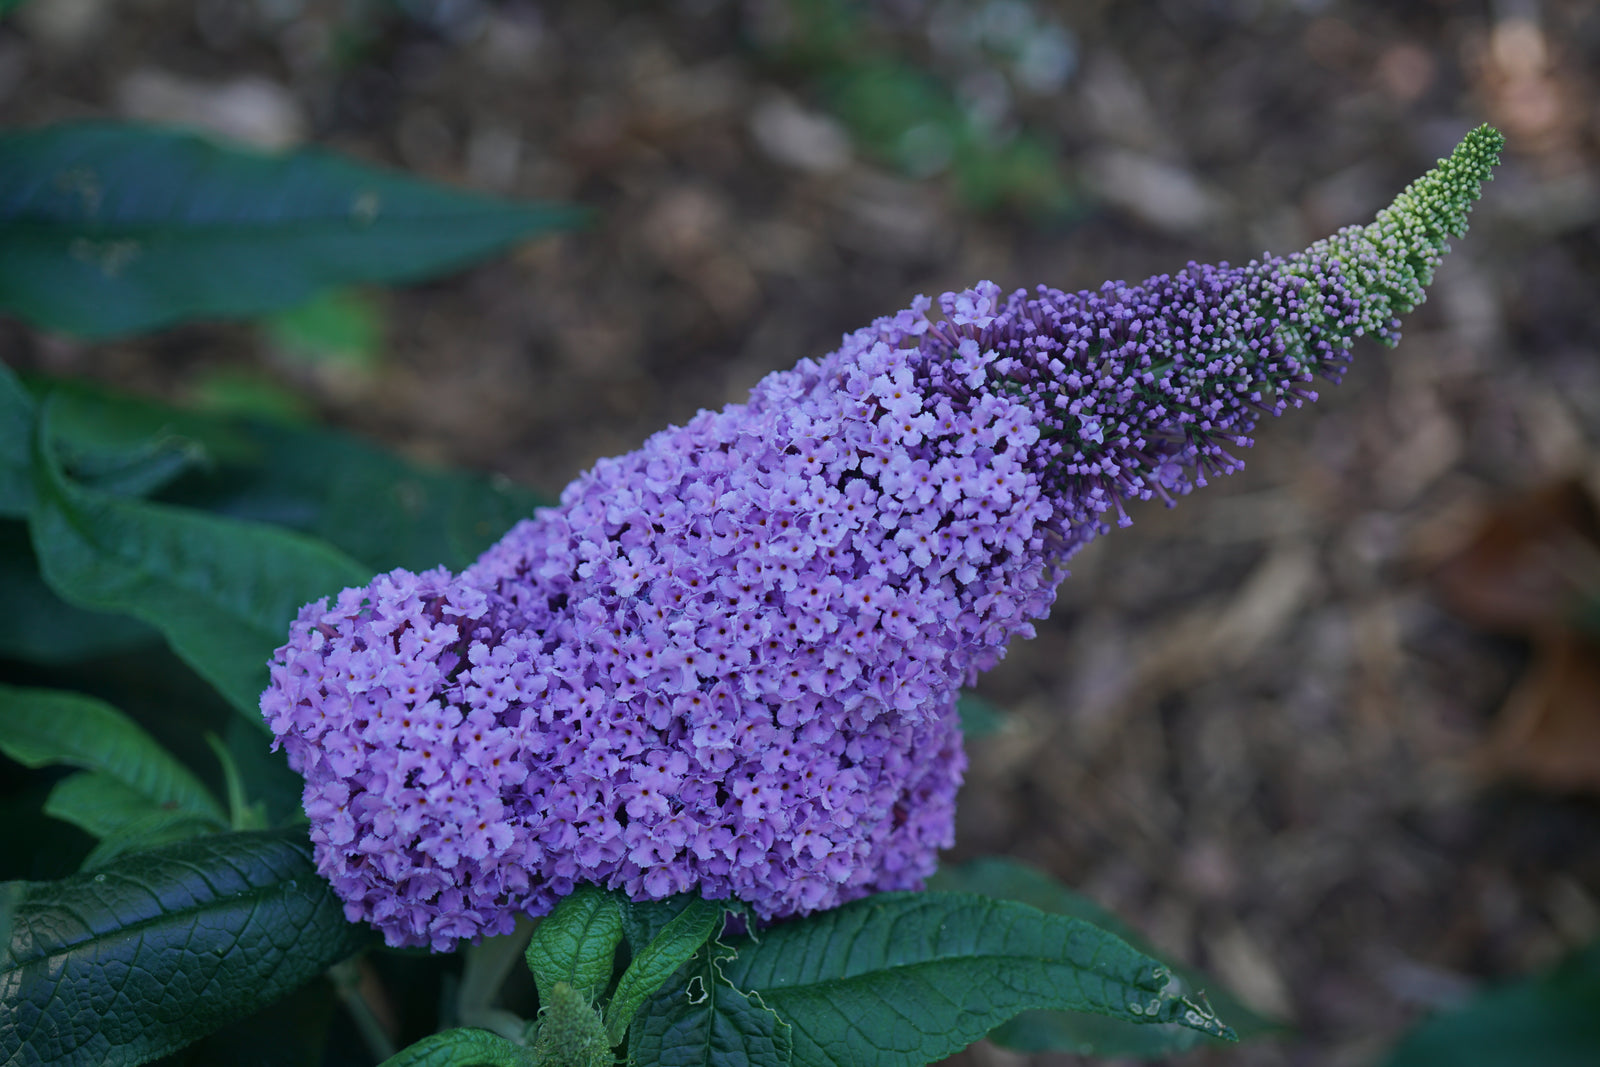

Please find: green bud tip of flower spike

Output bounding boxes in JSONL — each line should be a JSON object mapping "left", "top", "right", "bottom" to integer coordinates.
{"left": 1298, "top": 123, "right": 1504, "bottom": 342}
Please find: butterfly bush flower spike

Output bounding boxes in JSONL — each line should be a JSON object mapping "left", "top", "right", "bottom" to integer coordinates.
{"left": 263, "top": 126, "right": 1502, "bottom": 950}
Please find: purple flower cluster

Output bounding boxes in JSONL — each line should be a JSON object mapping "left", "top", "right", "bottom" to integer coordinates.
{"left": 263, "top": 128, "right": 1500, "bottom": 950}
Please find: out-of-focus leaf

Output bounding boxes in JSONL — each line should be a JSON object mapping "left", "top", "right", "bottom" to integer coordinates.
{"left": 28, "top": 377, "right": 205, "bottom": 502}
{"left": 171, "top": 419, "right": 543, "bottom": 574}
{"left": 0, "top": 829, "right": 373, "bottom": 1066}
{"left": 1383, "top": 941, "right": 1600, "bottom": 1067}
{"left": 0, "top": 521, "right": 160, "bottom": 663}
{"left": 28, "top": 396, "right": 370, "bottom": 718}
{"left": 224, "top": 714, "right": 306, "bottom": 828}
{"left": 955, "top": 691, "right": 1007, "bottom": 737}
{"left": 0, "top": 360, "right": 33, "bottom": 518}
{"left": 60, "top": 435, "right": 201, "bottom": 500}
{"left": 779, "top": 7, "right": 1076, "bottom": 216}
{"left": 38, "top": 379, "right": 547, "bottom": 574}
{"left": 264, "top": 287, "right": 384, "bottom": 371}
{"left": 0, "top": 683, "right": 227, "bottom": 870}
{"left": 0, "top": 682, "right": 225, "bottom": 825}
{"left": 0, "top": 122, "right": 588, "bottom": 338}
{"left": 929, "top": 857, "right": 1277, "bottom": 1057}
{"left": 75, "top": 811, "right": 231, "bottom": 870}
{"left": 203, "top": 732, "right": 268, "bottom": 831}
{"left": 186, "top": 367, "right": 313, "bottom": 424}
{"left": 44, "top": 771, "right": 220, "bottom": 848}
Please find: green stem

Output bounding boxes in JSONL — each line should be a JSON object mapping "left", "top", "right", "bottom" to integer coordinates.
{"left": 330, "top": 957, "right": 399, "bottom": 1062}
{"left": 203, "top": 731, "right": 267, "bottom": 830}
{"left": 458, "top": 916, "right": 540, "bottom": 1044}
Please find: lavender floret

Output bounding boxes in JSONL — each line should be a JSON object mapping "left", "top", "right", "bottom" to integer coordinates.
{"left": 262, "top": 127, "right": 1501, "bottom": 950}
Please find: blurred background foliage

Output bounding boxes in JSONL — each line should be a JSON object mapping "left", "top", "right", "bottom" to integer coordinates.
{"left": 3, "top": 0, "right": 1600, "bottom": 1064}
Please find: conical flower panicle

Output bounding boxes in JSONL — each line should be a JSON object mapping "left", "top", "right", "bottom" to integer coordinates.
{"left": 261, "top": 127, "right": 1500, "bottom": 951}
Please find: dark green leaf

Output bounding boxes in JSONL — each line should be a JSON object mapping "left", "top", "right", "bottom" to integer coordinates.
{"left": 0, "top": 122, "right": 589, "bottom": 338}
{"left": 378, "top": 1028, "right": 536, "bottom": 1067}
{"left": 76, "top": 812, "right": 231, "bottom": 871}
{"left": 620, "top": 894, "right": 745, "bottom": 956}
{"left": 0, "top": 360, "right": 33, "bottom": 517}
{"left": 0, "top": 828, "right": 373, "bottom": 1067}
{"left": 0, "top": 521, "right": 160, "bottom": 663}
{"left": 39, "top": 379, "right": 548, "bottom": 573}
{"left": 22, "top": 377, "right": 205, "bottom": 502}
{"left": 629, "top": 942, "right": 793, "bottom": 1067}
{"left": 223, "top": 714, "right": 306, "bottom": 829}
{"left": 717, "top": 890, "right": 1234, "bottom": 1067}
{"left": 166, "top": 418, "right": 544, "bottom": 575}
{"left": 929, "top": 857, "right": 1277, "bottom": 1056}
{"left": 524, "top": 885, "right": 625, "bottom": 1007}
{"left": 0, "top": 881, "right": 21, "bottom": 962}
{"left": 204, "top": 732, "right": 269, "bottom": 830}
{"left": 1383, "top": 940, "right": 1600, "bottom": 1067}
{"left": 0, "top": 682, "right": 225, "bottom": 825}
{"left": 28, "top": 397, "right": 370, "bottom": 718}
{"left": 61, "top": 435, "right": 201, "bottom": 500}
{"left": 607, "top": 896, "right": 726, "bottom": 1046}
{"left": 186, "top": 367, "right": 312, "bottom": 424}
{"left": 44, "top": 771, "right": 221, "bottom": 852}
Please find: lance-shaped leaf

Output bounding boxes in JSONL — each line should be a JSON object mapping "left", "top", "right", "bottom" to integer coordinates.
{"left": 44, "top": 773, "right": 225, "bottom": 869}
{"left": 0, "top": 532, "right": 159, "bottom": 661}
{"left": 38, "top": 378, "right": 548, "bottom": 574}
{"left": 28, "top": 396, "right": 369, "bottom": 718}
{"left": 378, "top": 1029, "right": 537, "bottom": 1067}
{"left": 628, "top": 940, "right": 793, "bottom": 1067}
{"left": 0, "top": 828, "right": 372, "bottom": 1067}
{"left": 0, "top": 525, "right": 160, "bottom": 662}
{"left": 0, "top": 683, "right": 226, "bottom": 827}
{"left": 930, "top": 858, "right": 1275, "bottom": 1058}
{"left": 524, "top": 884, "right": 626, "bottom": 1007}
{"left": 0, "top": 122, "right": 589, "bottom": 338}
{"left": 715, "top": 890, "right": 1234, "bottom": 1067}
{"left": 41, "top": 771, "right": 207, "bottom": 839}
{"left": 1383, "top": 939, "right": 1600, "bottom": 1067}
{"left": 606, "top": 896, "right": 727, "bottom": 1045}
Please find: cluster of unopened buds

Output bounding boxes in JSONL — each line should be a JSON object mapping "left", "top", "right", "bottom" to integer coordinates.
{"left": 263, "top": 127, "right": 1503, "bottom": 951}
